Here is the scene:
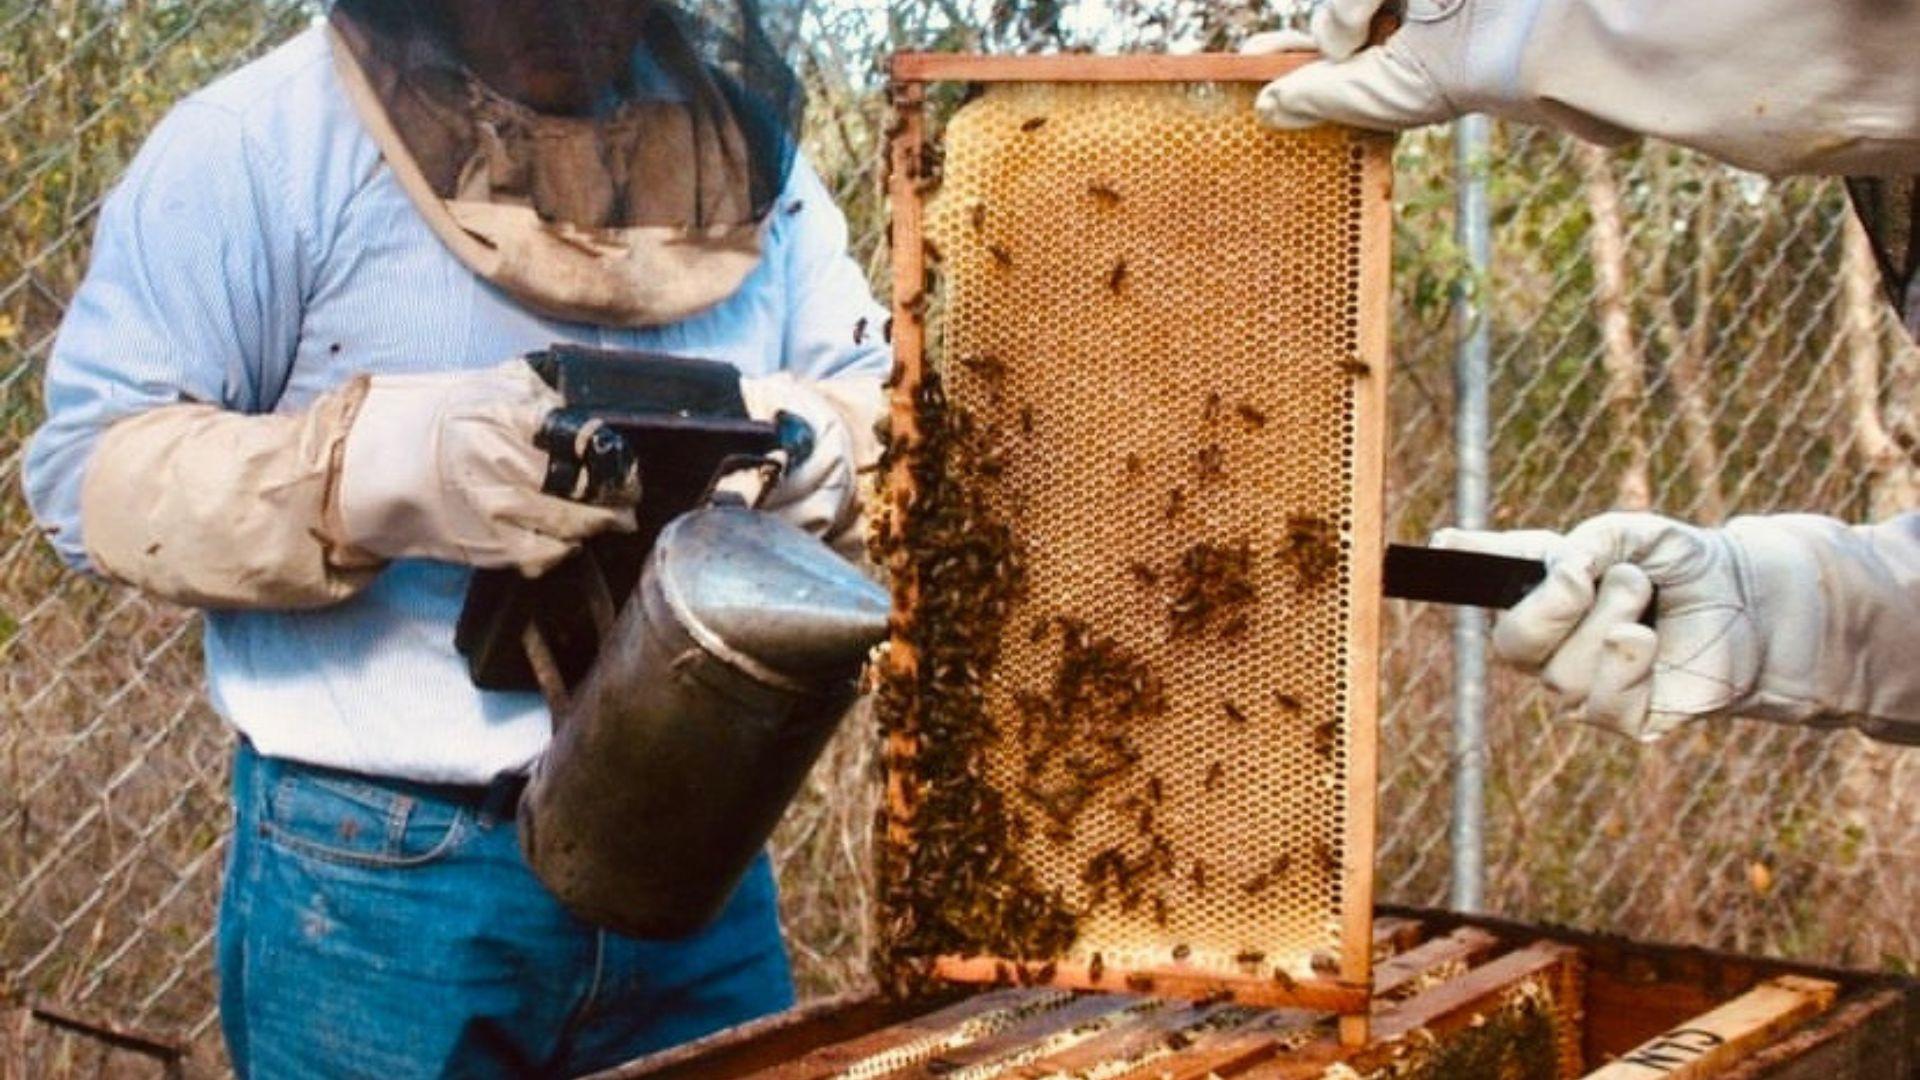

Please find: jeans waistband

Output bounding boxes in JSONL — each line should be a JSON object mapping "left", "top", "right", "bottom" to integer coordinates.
{"left": 239, "top": 739, "right": 528, "bottom": 820}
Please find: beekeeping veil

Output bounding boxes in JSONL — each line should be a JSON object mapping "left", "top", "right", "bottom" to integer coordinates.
{"left": 1849, "top": 179, "right": 1920, "bottom": 342}
{"left": 327, "top": 0, "right": 801, "bottom": 326}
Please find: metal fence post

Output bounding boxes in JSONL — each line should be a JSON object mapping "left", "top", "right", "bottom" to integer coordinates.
{"left": 1450, "top": 114, "right": 1492, "bottom": 914}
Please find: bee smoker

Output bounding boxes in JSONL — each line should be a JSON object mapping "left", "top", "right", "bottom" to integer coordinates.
{"left": 517, "top": 500, "right": 889, "bottom": 939}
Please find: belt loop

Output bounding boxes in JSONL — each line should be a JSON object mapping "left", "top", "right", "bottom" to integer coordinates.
{"left": 480, "top": 772, "right": 528, "bottom": 825}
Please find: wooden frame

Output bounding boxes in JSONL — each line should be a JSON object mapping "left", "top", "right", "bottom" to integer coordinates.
{"left": 890, "top": 52, "right": 1318, "bottom": 84}
{"left": 882, "top": 52, "right": 1394, "bottom": 1047}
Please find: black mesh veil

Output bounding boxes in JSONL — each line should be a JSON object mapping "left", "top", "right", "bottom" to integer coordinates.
{"left": 1847, "top": 177, "right": 1920, "bottom": 341}
{"left": 328, "top": 0, "right": 803, "bottom": 229}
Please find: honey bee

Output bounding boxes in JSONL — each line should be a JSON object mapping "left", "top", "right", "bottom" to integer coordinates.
{"left": 969, "top": 201, "right": 987, "bottom": 231}
{"left": 1235, "top": 402, "right": 1269, "bottom": 428}
{"left": 1172, "top": 943, "right": 1191, "bottom": 961}
{"left": 914, "top": 144, "right": 943, "bottom": 197}
{"left": 1272, "top": 968, "right": 1299, "bottom": 993}
{"left": 883, "top": 317, "right": 895, "bottom": 344}
{"left": 1021, "top": 116, "right": 1049, "bottom": 132}
{"left": 1235, "top": 949, "right": 1267, "bottom": 967}
{"left": 1107, "top": 258, "right": 1128, "bottom": 293}
{"left": 1203, "top": 392, "right": 1222, "bottom": 424}
{"left": 1020, "top": 405, "right": 1035, "bottom": 436}
{"left": 1310, "top": 952, "right": 1341, "bottom": 977}
{"left": 1221, "top": 700, "right": 1248, "bottom": 725}
{"left": 1089, "top": 180, "right": 1123, "bottom": 208}
{"left": 1204, "top": 762, "right": 1225, "bottom": 791}
{"left": 988, "top": 243, "right": 1013, "bottom": 268}
{"left": 1163, "top": 486, "right": 1186, "bottom": 522}
{"left": 785, "top": 198, "right": 805, "bottom": 215}
{"left": 1195, "top": 444, "right": 1225, "bottom": 484}
{"left": 1336, "top": 359, "right": 1372, "bottom": 376}
{"left": 1089, "top": 952, "right": 1106, "bottom": 983}
{"left": 1125, "top": 974, "right": 1156, "bottom": 993}
{"left": 853, "top": 317, "right": 868, "bottom": 345}
{"left": 1190, "top": 859, "right": 1209, "bottom": 892}
{"left": 1273, "top": 691, "right": 1302, "bottom": 713}
{"left": 958, "top": 354, "right": 1005, "bottom": 381}
{"left": 1125, "top": 453, "right": 1144, "bottom": 476}
{"left": 1313, "top": 719, "right": 1339, "bottom": 761}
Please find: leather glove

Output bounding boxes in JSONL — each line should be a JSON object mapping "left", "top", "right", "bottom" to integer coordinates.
{"left": 1433, "top": 512, "right": 1920, "bottom": 746}
{"left": 327, "top": 360, "right": 633, "bottom": 575}
{"left": 1243, "top": 0, "right": 1920, "bottom": 176}
{"left": 738, "top": 373, "right": 885, "bottom": 555}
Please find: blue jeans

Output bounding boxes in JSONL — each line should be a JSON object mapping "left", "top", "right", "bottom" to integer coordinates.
{"left": 217, "top": 741, "right": 794, "bottom": 1079}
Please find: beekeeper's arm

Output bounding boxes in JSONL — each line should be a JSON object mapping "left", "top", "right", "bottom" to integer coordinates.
{"left": 1432, "top": 515, "right": 1920, "bottom": 746}
{"left": 737, "top": 157, "right": 892, "bottom": 556}
{"left": 22, "top": 100, "right": 625, "bottom": 611}
{"left": 1247, "top": 1, "right": 1920, "bottom": 747}
{"left": 1247, "top": 0, "right": 1920, "bottom": 176}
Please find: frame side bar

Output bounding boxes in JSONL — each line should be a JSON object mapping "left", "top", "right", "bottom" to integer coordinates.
{"left": 1336, "top": 130, "right": 1398, "bottom": 1049}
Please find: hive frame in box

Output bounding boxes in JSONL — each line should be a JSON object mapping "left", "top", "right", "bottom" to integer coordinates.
{"left": 880, "top": 52, "right": 1393, "bottom": 1048}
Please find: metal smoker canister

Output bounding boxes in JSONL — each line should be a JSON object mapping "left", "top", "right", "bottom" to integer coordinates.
{"left": 520, "top": 504, "right": 889, "bottom": 939}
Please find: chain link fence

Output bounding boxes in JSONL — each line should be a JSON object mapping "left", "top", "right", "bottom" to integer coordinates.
{"left": 3, "top": 1, "right": 1915, "bottom": 1074}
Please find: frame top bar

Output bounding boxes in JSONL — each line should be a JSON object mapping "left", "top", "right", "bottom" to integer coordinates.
{"left": 890, "top": 52, "right": 1316, "bottom": 84}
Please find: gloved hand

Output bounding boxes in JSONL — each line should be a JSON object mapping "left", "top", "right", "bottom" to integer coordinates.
{"left": 1433, "top": 512, "right": 1920, "bottom": 745}
{"left": 327, "top": 360, "right": 634, "bottom": 575}
{"left": 1243, "top": 0, "right": 1920, "bottom": 176}
{"left": 738, "top": 373, "right": 885, "bottom": 555}
{"left": 1243, "top": 0, "right": 1576, "bottom": 135}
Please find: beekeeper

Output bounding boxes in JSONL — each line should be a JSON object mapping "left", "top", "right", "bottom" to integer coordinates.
{"left": 22, "top": 0, "right": 887, "bottom": 1073}
{"left": 1250, "top": 0, "right": 1920, "bottom": 746}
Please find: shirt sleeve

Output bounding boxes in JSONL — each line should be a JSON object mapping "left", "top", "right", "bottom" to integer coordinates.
{"left": 1523, "top": 0, "right": 1920, "bottom": 177}
{"left": 22, "top": 98, "right": 310, "bottom": 571}
{"left": 772, "top": 156, "right": 893, "bottom": 383}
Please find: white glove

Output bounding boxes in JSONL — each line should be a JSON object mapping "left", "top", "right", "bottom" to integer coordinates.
{"left": 739, "top": 373, "right": 884, "bottom": 555}
{"left": 1434, "top": 512, "right": 1920, "bottom": 746}
{"left": 328, "top": 360, "right": 633, "bottom": 575}
{"left": 1245, "top": 0, "right": 1920, "bottom": 176}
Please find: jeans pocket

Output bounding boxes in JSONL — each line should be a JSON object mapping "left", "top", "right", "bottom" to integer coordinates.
{"left": 262, "top": 772, "right": 468, "bottom": 869}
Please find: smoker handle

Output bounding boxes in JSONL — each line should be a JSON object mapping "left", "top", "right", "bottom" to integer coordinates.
{"left": 1383, "top": 543, "right": 1657, "bottom": 629}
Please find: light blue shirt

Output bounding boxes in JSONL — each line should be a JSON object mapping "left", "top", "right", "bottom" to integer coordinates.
{"left": 23, "top": 28, "right": 891, "bottom": 783}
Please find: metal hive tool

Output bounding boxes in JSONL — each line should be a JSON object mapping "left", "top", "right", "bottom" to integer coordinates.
{"left": 873, "top": 54, "right": 1392, "bottom": 1043}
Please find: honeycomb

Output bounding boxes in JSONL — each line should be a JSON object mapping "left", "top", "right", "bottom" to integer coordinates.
{"left": 879, "top": 76, "right": 1386, "bottom": 998}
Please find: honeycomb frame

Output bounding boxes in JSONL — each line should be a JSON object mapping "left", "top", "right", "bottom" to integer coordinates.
{"left": 874, "top": 53, "right": 1392, "bottom": 1046}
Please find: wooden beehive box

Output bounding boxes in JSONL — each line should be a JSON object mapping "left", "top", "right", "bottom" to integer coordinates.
{"left": 591, "top": 908, "right": 1918, "bottom": 1080}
